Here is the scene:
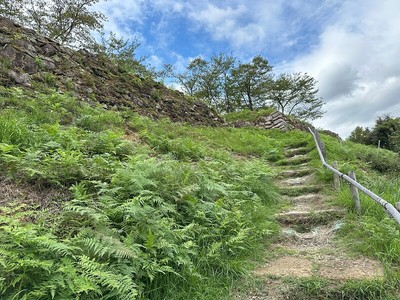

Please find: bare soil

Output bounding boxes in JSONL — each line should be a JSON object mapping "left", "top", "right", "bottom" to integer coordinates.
{"left": 0, "top": 177, "right": 69, "bottom": 213}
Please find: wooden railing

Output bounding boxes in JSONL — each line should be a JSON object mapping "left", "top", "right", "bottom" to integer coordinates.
{"left": 309, "top": 127, "right": 400, "bottom": 225}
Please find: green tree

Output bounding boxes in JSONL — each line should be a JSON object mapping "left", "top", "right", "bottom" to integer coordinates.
{"left": 166, "top": 53, "right": 238, "bottom": 112}
{"left": 230, "top": 55, "right": 273, "bottom": 110}
{"left": 268, "top": 72, "right": 325, "bottom": 121}
{"left": 348, "top": 126, "right": 371, "bottom": 144}
{"left": 91, "top": 31, "right": 155, "bottom": 78}
{"left": 0, "top": 0, "right": 106, "bottom": 47}
{"left": 0, "top": 0, "right": 23, "bottom": 19}
{"left": 209, "top": 53, "right": 237, "bottom": 112}
{"left": 390, "top": 130, "right": 400, "bottom": 153}
{"left": 170, "top": 57, "right": 208, "bottom": 97}
{"left": 369, "top": 115, "right": 400, "bottom": 150}
{"left": 190, "top": 57, "right": 220, "bottom": 106}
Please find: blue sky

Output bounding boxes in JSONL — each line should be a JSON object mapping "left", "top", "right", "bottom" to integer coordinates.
{"left": 94, "top": 0, "right": 400, "bottom": 137}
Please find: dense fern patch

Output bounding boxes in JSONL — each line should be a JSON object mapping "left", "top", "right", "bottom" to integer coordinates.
{"left": 0, "top": 87, "right": 280, "bottom": 299}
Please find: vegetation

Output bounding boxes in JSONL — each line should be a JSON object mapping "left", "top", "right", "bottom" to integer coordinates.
{"left": 318, "top": 133, "right": 400, "bottom": 281}
{"left": 267, "top": 72, "right": 325, "bottom": 120}
{"left": 1, "top": 2, "right": 324, "bottom": 120}
{"left": 0, "top": 85, "right": 399, "bottom": 298}
{"left": 0, "top": 0, "right": 105, "bottom": 46}
{"left": 0, "top": 87, "right": 285, "bottom": 299}
{"left": 2, "top": 3, "right": 399, "bottom": 299}
{"left": 92, "top": 31, "right": 157, "bottom": 79}
{"left": 348, "top": 115, "right": 400, "bottom": 153}
{"left": 165, "top": 54, "right": 325, "bottom": 120}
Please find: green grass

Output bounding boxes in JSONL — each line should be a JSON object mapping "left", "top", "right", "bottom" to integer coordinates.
{"left": 280, "top": 277, "right": 398, "bottom": 300}
{"left": 1, "top": 86, "right": 400, "bottom": 299}
{"left": 313, "top": 134, "right": 400, "bottom": 266}
{"left": 223, "top": 107, "right": 276, "bottom": 123}
{"left": 0, "top": 87, "right": 283, "bottom": 299}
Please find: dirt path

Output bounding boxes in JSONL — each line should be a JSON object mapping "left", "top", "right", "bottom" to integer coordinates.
{"left": 234, "top": 146, "right": 384, "bottom": 299}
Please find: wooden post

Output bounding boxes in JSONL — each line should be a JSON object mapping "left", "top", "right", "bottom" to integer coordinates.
{"left": 314, "top": 129, "right": 327, "bottom": 160}
{"left": 332, "top": 161, "right": 340, "bottom": 190}
{"left": 348, "top": 171, "right": 361, "bottom": 214}
{"left": 320, "top": 141, "right": 327, "bottom": 161}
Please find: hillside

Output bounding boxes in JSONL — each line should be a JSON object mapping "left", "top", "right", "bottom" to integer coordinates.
{"left": 1, "top": 86, "right": 400, "bottom": 299}
{"left": 0, "top": 16, "right": 221, "bottom": 125}
{"left": 1, "top": 16, "right": 400, "bottom": 300}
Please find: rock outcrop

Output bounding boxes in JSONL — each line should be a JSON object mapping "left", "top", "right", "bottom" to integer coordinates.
{"left": 231, "top": 111, "right": 312, "bottom": 132}
{"left": 0, "top": 16, "right": 222, "bottom": 126}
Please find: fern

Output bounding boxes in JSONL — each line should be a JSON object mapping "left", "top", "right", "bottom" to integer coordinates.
{"left": 78, "top": 255, "right": 138, "bottom": 299}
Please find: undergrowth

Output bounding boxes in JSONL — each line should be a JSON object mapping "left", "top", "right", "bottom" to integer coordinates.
{"left": 0, "top": 87, "right": 283, "bottom": 299}
{"left": 2, "top": 86, "right": 399, "bottom": 299}
{"left": 311, "top": 133, "right": 400, "bottom": 297}
{"left": 223, "top": 108, "right": 275, "bottom": 123}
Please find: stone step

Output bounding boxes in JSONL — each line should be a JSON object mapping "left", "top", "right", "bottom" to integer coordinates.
{"left": 279, "top": 185, "right": 323, "bottom": 196}
{"left": 254, "top": 254, "right": 384, "bottom": 281}
{"left": 278, "top": 221, "right": 344, "bottom": 250}
{"left": 276, "top": 208, "right": 346, "bottom": 225}
{"left": 284, "top": 193, "right": 334, "bottom": 210}
{"left": 284, "top": 147, "right": 311, "bottom": 158}
{"left": 278, "top": 168, "right": 314, "bottom": 178}
{"left": 276, "top": 155, "right": 312, "bottom": 166}
{"left": 277, "top": 174, "right": 314, "bottom": 186}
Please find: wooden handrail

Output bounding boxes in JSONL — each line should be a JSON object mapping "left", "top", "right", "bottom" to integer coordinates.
{"left": 309, "top": 127, "right": 400, "bottom": 225}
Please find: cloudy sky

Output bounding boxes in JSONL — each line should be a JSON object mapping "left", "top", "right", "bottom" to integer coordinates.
{"left": 93, "top": 0, "right": 400, "bottom": 138}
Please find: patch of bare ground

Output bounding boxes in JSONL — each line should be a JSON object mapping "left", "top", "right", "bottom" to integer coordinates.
{"left": 316, "top": 255, "right": 384, "bottom": 280}
{"left": 0, "top": 177, "right": 69, "bottom": 214}
{"left": 255, "top": 249, "right": 384, "bottom": 281}
{"left": 254, "top": 256, "right": 312, "bottom": 278}
{"left": 124, "top": 129, "right": 142, "bottom": 143}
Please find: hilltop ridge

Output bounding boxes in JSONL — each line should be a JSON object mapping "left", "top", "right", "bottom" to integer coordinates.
{"left": 0, "top": 16, "right": 222, "bottom": 125}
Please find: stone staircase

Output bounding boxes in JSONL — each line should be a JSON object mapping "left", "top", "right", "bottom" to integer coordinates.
{"left": 236, "top": 145, "right": 385, "bottom": 299}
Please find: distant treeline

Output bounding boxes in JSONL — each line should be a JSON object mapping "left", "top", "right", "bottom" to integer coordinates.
{"left": 348, "top": 115, "right": 400, "bottom": 153}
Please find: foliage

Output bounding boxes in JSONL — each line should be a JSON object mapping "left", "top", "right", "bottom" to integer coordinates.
{"left": 166, "top": 54, "right": 273, "bottom": 112}
{"left": 316, "top": 132, "right": 400, "bottom": 272}
{"left": 0, "top": 87, "right": 281, "bottom": 299}
{"left": 348, "top": 126, "right": 371, "bottom": 144}
{"left": 230, "top": 55, "right": 273, "bottom": 111}
{"left": 267, "top": 72, "right": 325, "bottom": 121}
{"left": 223, "top": 108, "right": 275, "bottom": 123}
{"left": 1, "top": 0, "right": 105, "bottom": 47}
{"left": 91, "top": 31, "right": 156, "bottom": 78}
{"left": 166, "top": 53, "right": 324, "bottom": 120}
{"left": 369, "top": 115, "right": 400, "bottom": 151}
{"left": 348, "top": 115, "right": 400, "bottom": 153}
{"left": 278, "top": 276, "right": 396, "bottom": 300}
{"left": 3, "top": 85, "right": 399, "bottom": 299}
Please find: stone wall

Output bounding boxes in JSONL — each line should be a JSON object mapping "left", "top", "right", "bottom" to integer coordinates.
{"left": 231, "top": 111, "right": 293, "bottom": 131}
{"left": 0, "top": 16, "right": 222, "bottom": 126}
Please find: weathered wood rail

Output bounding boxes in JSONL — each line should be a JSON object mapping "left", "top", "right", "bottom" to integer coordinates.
{"left": 309, "top": 127, "right": 400, "bottom": 225}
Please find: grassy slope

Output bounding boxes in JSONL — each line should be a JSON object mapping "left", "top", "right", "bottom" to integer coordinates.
{"left": 322, "top": 134, "right": 400, "bottom": 261}
{"left": 0, "top": 87, "right": 287, "bottom": 299}
{"left": 0, "top": 87, "right": 399, "bottom": 299}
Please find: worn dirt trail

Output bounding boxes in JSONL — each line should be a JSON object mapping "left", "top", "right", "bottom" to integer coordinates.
{"left": 235, "top": 146, "right": 384, "bottom": 299}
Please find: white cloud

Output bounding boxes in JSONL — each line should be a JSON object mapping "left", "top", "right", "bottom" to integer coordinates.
{"left": 92, "top": 0, "right": 400, "bottom": 139}
{"left": 188, "top": 3, "right": 260, "bottom": 47}
{"left": 283, "top": 0, "right": 400, "bottom": 137}
{"left": 92, "top": 0, "right": 148, "bottom": 41}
